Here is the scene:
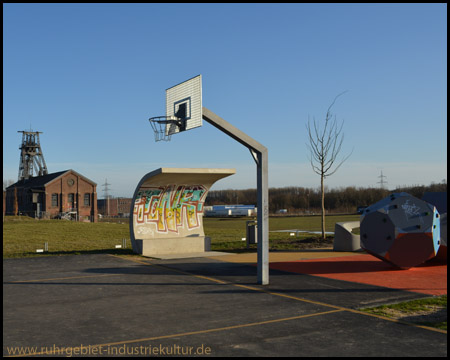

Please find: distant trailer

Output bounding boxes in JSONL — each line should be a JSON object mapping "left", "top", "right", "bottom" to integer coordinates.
{"left": 204, "top": 205, "right": 256, "bottom": 217}
{"left": 204, "top": 209, "right": 232, "bottom": 217}
{"left": 230, "top": 208, "right": 253, "bottom": 217}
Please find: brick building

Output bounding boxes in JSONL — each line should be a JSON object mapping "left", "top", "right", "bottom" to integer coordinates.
{"left": 5, "top": 169, "right": 98, "bottom": 222}
{"left": 98, "top": 197, "right": 132, "bottom": 217}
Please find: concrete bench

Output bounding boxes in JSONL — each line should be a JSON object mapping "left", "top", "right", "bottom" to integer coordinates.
{"left": 333, "top": 221, "right": 361, "bottom": 251}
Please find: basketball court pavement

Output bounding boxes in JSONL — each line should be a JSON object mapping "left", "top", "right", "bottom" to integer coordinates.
{"left": 3, "top": 251, "right": 447, "bottom": 357}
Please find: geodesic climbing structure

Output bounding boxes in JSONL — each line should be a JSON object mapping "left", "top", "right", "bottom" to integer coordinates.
{"left": 360, "top": 192, "right": 441, "bottom": 269}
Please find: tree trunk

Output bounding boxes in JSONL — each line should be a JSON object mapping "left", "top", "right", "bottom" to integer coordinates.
{"left": 306, "top": 92, "right": 352, "bottom": 241}
{"left": 321, "top": 173, "right": 325, "bottom": 240}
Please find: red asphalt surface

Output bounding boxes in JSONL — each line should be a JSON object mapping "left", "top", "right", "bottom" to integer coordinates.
{"left": 269, "top": 254, "right": 447, "bottom": 296}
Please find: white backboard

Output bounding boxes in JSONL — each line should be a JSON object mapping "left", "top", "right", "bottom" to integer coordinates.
{"left": 166, "top": 75, "right": 202, "bottom": 135}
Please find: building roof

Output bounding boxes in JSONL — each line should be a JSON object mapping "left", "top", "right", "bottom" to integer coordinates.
{"left": 6, "top": 169, "right": 97, "bottom": 190}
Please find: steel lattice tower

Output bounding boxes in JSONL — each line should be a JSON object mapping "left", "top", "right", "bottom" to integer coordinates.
{"left": 17, "top": 130, "right": 48, "bottom": 181}
{"left": 377, "top": 170, "right": 388, "bottom": 189}
{"left": 102, "top": 179, "right": 112, "bottom": 216}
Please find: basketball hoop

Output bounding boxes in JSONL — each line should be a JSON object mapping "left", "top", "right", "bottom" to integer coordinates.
{"left": 149, "top": 116, "right": 183, "bottom": 142}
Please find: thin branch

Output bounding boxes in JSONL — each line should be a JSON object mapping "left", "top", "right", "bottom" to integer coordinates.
{"left": 306, "top": 91, "right": 352, "bottom": 178}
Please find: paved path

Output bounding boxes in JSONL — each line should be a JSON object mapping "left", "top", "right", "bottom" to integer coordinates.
{"left": 3, "top": 252, "right": 447, "bottom": 357}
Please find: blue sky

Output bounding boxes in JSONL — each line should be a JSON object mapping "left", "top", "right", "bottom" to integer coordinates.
{"left": 3, "top": 3, "right": 447, "bottom": 198}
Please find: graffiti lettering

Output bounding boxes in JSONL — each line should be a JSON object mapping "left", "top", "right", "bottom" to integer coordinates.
{"left": 401, "top": 200, "right": 421, "bottom": 217}
{"left": 133, "top": 185, "right": 207, "bottom": 234}
{"left": 401, "top": 199, "right": 424, "bottom": 223}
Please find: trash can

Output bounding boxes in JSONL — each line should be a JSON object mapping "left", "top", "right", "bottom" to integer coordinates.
{"left": 246, "top": 220, "right": 257, "bottom": 248}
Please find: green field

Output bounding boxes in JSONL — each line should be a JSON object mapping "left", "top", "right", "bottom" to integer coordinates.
{"left": 3, "top": 216, "right": 131, "bottom": 258}
{"left": 2, "top": 214, "right": 360, "bottom": 258}
{"left": 206, "top": 214, "right": 360, "bottom": 252}
{"left": 361, "top": 295, "right": 447, "bottom": 331}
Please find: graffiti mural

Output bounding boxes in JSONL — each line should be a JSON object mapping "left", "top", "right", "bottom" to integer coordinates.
{"left": 133, "top": 185, "right": 207, "bottom": 234}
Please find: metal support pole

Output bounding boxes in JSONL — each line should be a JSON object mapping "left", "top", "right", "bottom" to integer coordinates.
{"left": 202, "top": 107, "right": 269, "bottom": 285}
{"left": 257, "top": 150, "right": 269, "bottom": 285}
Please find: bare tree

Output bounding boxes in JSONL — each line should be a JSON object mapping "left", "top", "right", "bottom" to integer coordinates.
{"left": 306, "top": 92, "right": 353, "bottom": 239}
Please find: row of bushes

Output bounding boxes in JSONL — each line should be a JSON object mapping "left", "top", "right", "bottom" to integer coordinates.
{"left": 206, "top": 182, "right": 447, "bottom": 214}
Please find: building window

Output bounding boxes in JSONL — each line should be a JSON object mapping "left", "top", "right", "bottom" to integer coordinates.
{"left": 84, "top": 193, "right": 90, "bottom": 206}
{"left": 52, "top": 194, "right": 59, "bottom": 207}
{"left": 68, "top": 193, "right": 75, "bottom": 209}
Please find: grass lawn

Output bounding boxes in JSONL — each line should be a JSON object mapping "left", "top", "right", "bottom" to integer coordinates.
{"left": 361, "top": 295, "right": 447, "bottom": 331}
{"left": 3, "top": 217, "right": 131, "bottom": 258}
{"left": 206, "top": 214, "right": 360, "bottom": 252}
{"left": 3, "top": 214, "right": 360, "bottom": 257}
